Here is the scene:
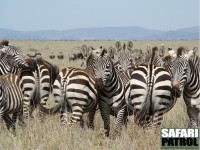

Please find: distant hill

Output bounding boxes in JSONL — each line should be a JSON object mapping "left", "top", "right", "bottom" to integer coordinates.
{"left": 0, "top": 26, "right": 199, "bottom": 40}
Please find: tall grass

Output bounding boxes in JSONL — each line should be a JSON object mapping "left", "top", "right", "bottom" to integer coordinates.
{"left": 0, "top": 40, "right": 198, "bottom": 150}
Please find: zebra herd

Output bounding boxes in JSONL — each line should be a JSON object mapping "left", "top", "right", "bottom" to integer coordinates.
{"left": 0, "top": 40, "right": 199, "bottom": 137}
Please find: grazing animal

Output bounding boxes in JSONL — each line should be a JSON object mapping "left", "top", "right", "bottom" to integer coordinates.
{"left": 86, "top": 49, "right": 128, "bottom": 136}
{"left": 49, "top": 52, "right": 55, "bottom": 59}
{"left": 21, "top": 57, "right": 59, "bottom": 120}
{"left": 0, "top": 45, "right": 33, "bottom": 75}
{"left": 126, "top": 47, "right": 176, "bottom": 130}
{"left": 169, "top": 47, "right": 200, "bottom": 127}
{"left": 57, "top": 52, "right": 64, "bottom": 59}
{"left": 39, "top": 67, "right": 98, "bottom": 129}
{"left": 0, "top": 74, "right": 25, "bottom": 131}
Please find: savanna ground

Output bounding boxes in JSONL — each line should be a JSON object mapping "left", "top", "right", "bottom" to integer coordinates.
{"left": 0, "top": 40, "right": 199, "bottom": 150}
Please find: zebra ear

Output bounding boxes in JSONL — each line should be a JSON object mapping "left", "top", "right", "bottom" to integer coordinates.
{"left": 115, "top": 41, "right": 122, "bottom": 51}
{"left": 100, "top": 49, "right": 107, "bottom": 57}
{"left": 159, "top": 44, "right": 165, "bottom": 57}
{"left": 127, "top": 41, "right": 133, "bottom": 50}
{"left": 81, "top": 44, "right": 87, "bottom": 52}
{"left": 146, "top": 44, "right": 151, "bottom": 54}
{"left": 193, "top": 47, "right": 198, "bottom": 54}
{"left": 108, "top": 47, "right": 115, "bottom": 59}
{"left": 88, "top": 46, "right": 94, "bottom": 54}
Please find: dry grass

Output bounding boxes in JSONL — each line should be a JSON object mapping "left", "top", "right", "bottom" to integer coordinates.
{"left": 0, "top": 40, "right": 199, "bottom": 150}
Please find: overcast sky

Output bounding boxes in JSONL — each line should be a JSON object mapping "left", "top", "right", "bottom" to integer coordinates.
{"left": 0, "top": 0, "right": 199, "bottom": 31}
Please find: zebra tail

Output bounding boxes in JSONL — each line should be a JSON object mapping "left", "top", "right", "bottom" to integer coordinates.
{"left": 135, "top": 78, "right": 153, "bottom": 126}
{"left": 38, "top": 79, "right": 67, "bottom": 115}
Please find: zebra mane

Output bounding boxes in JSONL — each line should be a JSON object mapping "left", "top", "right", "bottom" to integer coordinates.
{"left": 123, "top": 43, "right": 126, "bottom": 51}
{"left": 151, "top": 46, "right": 158, "bottom": 61}
{"left": 177, "top": 47, "right": 186, "bottom": 57}
{"left": 163, "top": 55, "right": 172, "bottom": 61}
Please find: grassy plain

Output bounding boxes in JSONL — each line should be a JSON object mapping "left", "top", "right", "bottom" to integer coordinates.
{"left": 0, "top": 40, "right": 199, "bottom": 150}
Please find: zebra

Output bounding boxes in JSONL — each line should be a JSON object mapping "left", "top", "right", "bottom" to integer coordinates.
{"left": 144, "top": 44, "right": 166, "bottom": 67}
{"left": 0, "top": 45, "right": 59, "bottom": 121}
{"left": 38, "top": 67, "right": 98, "bottom": 129}
{"left": 86, "top": 49, "right": 129, "bottom": 136}
{"left": 20, "top": 57, "right": 59, "bottom": 121}
{"left": 125, "top": 46, "right": 176, "bottom": 130}
{"left": 0, "top": 74, "right": 25, "bottom": 131}
{"left": 0, "top": 45, "right": 32, "bottom": 75}
{"left": 169, "top": 47, "right": 200, "bottom": 127}
{"left": 115, "top": 41, "right": 133, "bottom": 54}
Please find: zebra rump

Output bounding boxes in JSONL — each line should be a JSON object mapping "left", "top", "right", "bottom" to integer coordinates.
{"left": 19, "top": 57, "right": 59, "bottom": 120}
{"left": 39, "top": 67, "right": 98, "bottom": 128}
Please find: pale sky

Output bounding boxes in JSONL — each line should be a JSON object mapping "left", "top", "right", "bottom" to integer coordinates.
{"left": 0, "top": 0, "right": 199, "bottom": 31}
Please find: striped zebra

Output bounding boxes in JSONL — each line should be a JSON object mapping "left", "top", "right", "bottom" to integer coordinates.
{"left": 144, "top": 44, "right": 166, "bottom": 67}
{"left": 0, "top": 74, "right": 25, "bottom": 131}
{"left": 125, "top": 47, "right": 176, "bottom": 130}
{"left": 86, "top": 49, "right": 129, "bottom": 136}
{"left": 0, "top": 45, "right": 32, "bottom": 75}
{"left": 20, "top": 57, "right": 59, "bottom": 120}
{"left": 0, "top": 45, "right": 59, "bottom": 121}
{"left": 169, "top": 47, "right": 200, "bottom": 127}
{"left": 39, "top": 67, "right": 98, "bottom": 128}
{"left": 115, "top": 41, "right": 134, "bottom": 70}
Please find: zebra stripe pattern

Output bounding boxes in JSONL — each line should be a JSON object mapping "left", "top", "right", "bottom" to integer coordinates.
{"left": 87, "top": 49, "right": 128, "bottom": 136}
{"left": 170, "top": 47, "right": 200, "bottom": 127}
{"left": 39, "top": 67, "right": 98, "bottom": 128}
{"left": 20, "top": 57, "right": 59, "bottom": 120}
{"left": 0, "top": 74, "right": 24, "bottom": 131}
{"left": 126, "top": 47, "right": 176, "bottom": 130}
{"left": 0, "top": 45, "right": 31, "bottom": 75}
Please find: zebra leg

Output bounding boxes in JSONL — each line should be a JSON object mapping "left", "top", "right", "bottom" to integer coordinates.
{"left": 3, "top": 115, "right": 15, "bottom": 131}
{"left": 79, "top": 117, "right": 84, "bottom": 128}
{"left": 87, "top": 107, "right": 97, "bottom": 129}
{"left": 68, "top": 107, "right": 84, "bottom": 126}
{"left": 186, "top": 106, "right": 198, "bottom": 128}
{"left": 153, "top": 112, "right": 163, "bottom": 128}
{"left": 99, "top": 103, "right": 110, "bottom": 137}
{"left": 39, "top": 86, "right": 50, "bottom": 121}
{"left": 115, "top": 105, "right": 126, "bottom": 133}
{"left": 60, "top": 103, "right": 67, "bottom": 125}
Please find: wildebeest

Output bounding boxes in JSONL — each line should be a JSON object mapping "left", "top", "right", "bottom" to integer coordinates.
{"left": 49, "top": 52, "right": 55, "bottom": 59}
{"left": 57, "top": 52, "right": 64, "bottom": 59}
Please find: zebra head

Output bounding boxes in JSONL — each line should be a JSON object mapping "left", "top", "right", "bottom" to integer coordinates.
{"left": 171, "top": 47, "right": 189, "bottom": 98}
{"left": 118, "top": 50, "right": 133, "bottom": 71}
{"left": 0, "top": 45, "right": 31, "bottom": 69}
{"left": 187, "top": 47, "right": 198, "bottom": 58}
{"left": 92, "top": 49, "right": 114, "bottom": 90}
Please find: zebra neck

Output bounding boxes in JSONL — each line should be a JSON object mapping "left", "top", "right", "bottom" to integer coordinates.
{"left": 185, "top": 60, "right": 200, "bottom": 92}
